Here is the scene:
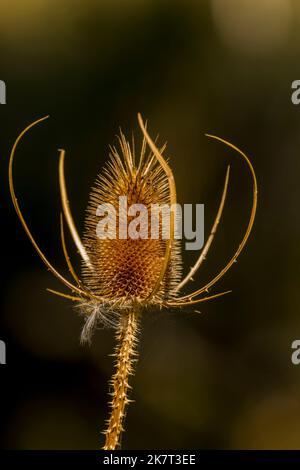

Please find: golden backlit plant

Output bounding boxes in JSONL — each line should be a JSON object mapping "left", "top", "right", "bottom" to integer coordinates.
{"left": 8, "top": 114, "right": 257, "bottom": 450}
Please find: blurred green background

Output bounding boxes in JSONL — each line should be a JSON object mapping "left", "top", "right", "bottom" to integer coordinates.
{"left": 1, "top": 0, "right": 300, "bottom": 450}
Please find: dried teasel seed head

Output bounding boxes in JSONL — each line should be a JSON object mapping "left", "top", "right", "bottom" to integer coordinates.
{"left": 8, "top": 114, "right": 257, "bottom": 449}
{"left": 82, "top": 130, "right": 182, "bottom": 306}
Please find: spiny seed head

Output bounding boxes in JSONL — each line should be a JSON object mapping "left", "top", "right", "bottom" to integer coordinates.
{"left": 82, "top": 130, "right": 181, "bottom": 306}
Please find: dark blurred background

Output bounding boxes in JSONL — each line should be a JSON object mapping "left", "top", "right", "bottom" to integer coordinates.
{"left": 1, "top": 0, "right": 300, "bottom": 450}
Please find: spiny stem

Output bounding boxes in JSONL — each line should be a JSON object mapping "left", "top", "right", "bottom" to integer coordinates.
{"left": 103, "top": 309, "right": 139, "bottom": 450}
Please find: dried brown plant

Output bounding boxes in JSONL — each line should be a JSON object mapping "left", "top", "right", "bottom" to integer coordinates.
{"left": 8, "top": 114, "right": 257, "bottom": 449}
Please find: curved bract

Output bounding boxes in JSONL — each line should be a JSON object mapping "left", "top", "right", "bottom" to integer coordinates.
{"left": 8, "top": 116, "right": 88, "bottom": 298}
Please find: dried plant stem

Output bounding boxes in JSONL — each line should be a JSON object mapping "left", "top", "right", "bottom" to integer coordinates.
{"left": 103, "top": 309, "right": 139, "bottom": 450}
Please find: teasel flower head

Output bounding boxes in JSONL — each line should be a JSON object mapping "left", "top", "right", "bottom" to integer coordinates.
{"left": 80, "top": 128, "right": 182, "bottom": 335}
{"left": 8, "top": 113, "right": 257, "bottom": 450}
